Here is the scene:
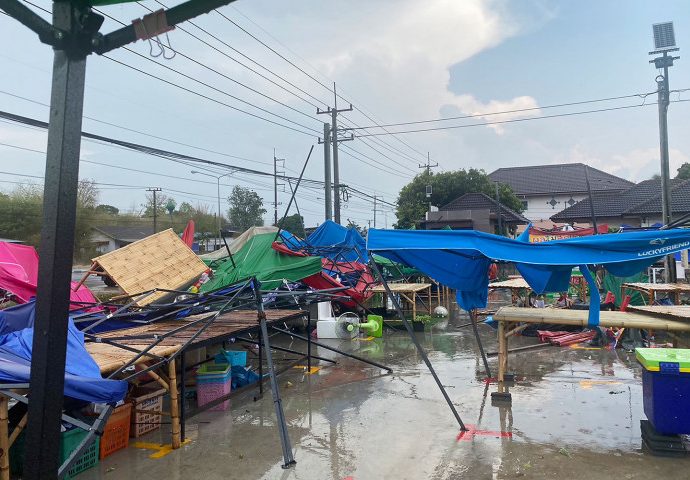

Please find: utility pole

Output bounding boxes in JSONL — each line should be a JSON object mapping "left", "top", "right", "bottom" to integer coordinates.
{"left": 147, "top": 187, "right": 161, "bottom": 233}
{"left": 583, "top": 165, "right": 598, "bottom": 234}
{"left": 494, "top": 182, "right": 504, "bottom": 236}
{"left": 419, "top": 153, "right": 438, "bottom": 216}
{"left": 373, "top": 195, "right": 384, "bottom": 229}
{"left": 650, "top": 22, "right": 680, "bottom": 282}
{"left": 317, "top": 83, "right": 353, "bottom": 224}
{"left": 273, "top": 149, "right": 285, "bottom": 226}
{"left": 319, "top": 123, "right": 333, "bottom": 221}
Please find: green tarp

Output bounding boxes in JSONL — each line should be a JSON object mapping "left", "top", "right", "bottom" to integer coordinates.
{"left": 200, "top": 232, "right": 323, "bottom": 292}
{"left": 372, "top": 254, "right": 419, "bottom": 279}
{"left": 602, "top": 271, "right": 648, "bottom": 308}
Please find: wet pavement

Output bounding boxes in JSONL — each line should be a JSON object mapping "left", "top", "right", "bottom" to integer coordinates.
{"left": 80, "top": 307, "right": 690, "bottom": 479}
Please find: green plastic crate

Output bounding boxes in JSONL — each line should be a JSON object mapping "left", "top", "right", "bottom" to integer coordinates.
{"left": 636, "top": 348, "right": 690, "bottom": 372}
{"left": 10, "top": 427, "right": 100, "bottom": 479}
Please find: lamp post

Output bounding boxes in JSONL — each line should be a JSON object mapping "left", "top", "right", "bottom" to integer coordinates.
{"left": 191, "top": 170, "right": 231, "bottom": 248}
{"left": 649, "top": 21, "right": 680, "bottom": 282}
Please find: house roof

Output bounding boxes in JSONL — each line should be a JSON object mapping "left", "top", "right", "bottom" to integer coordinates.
{"left": 488, "top": 163, "right": 634, "bottom": 196}
{"left": 93, "top": 225, "right": 155, "bottom": 243}
{"left": 440, "top": 192, "right": 529, "bottom": 224}
{"left": 551, "top": 178, "right": 690, "bottom": 222}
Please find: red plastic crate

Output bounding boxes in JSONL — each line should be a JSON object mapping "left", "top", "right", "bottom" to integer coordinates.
{"left": 100, "top": 403, "right": 132, "bottom": 459}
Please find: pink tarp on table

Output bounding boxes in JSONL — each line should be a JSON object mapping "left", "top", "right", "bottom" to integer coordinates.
{"left": 0, "top": 242, "right": 97, "bottom": 308}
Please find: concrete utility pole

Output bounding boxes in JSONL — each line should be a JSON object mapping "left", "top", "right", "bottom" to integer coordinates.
{"left": 321, "top": 123, "right": 332, "bottom": 221}
{"left": 494, "top": 182, "right": 504, "bottom": 236}
{"left": 583, "top": 165, "right": 598, "bottom": 234}
{"left": 373, "top": 195, "right": 384, "bottom": 229}
{"left": 147, "top": 187, "right": 161, "bottom": 233}
{"left": 317, "top": 83, "right": 353, "bottom": 224}
{"left": 420, "top": 153, "right": 438, "bottom": 216}
{"left": 650, "top": 22, "right": 680, "bottom": 282}
{"left": 273, "top": 150, "right": 285, "bottom": 225}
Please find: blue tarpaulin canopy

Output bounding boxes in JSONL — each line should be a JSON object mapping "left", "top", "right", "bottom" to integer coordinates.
{"left": 0, "top": 301, "right": 127, "bottom": 403}
{"left": 367, "top": 228, "right": 690, "bottom": 325}
{"left": 301, "top": 220, "right": 368, "bottom": 263}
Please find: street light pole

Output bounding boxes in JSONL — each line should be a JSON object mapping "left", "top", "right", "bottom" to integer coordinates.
{"left": 191, "top": 170, "right": 231, "bottom": 250}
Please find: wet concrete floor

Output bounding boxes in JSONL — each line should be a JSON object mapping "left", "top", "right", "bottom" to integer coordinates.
{"left": 81, "top": 308, "right": 690, "bottom": 479}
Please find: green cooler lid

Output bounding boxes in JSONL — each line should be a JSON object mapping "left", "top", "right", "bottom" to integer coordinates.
{"left": 635, "top": 348, "right": 690, "bottom": 372}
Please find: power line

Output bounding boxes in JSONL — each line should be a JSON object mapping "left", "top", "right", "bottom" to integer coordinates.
{"left": 147, "top": 1, "right": 328, "bottom": 109}
{"left": 101, "top": 54, "right": 317, "bottom": 136}
{"left": 345, "top": 91, "right": 661, "bottom": 130}
{"left": 354, "top": 99, "right": 690, "bottom": 137}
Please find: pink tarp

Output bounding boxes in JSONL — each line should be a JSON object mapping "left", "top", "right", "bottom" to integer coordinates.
{"left": 0, "top": 242, "right": 97, "bottom": 308}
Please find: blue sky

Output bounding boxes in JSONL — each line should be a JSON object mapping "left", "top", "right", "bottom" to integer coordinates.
{"left": 0, "top": 0, "right": 688, "bottom": 228}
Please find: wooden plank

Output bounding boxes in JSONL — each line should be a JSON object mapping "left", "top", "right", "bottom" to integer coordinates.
{"left": 494, "top": 306, "right": 690, "bottom": 331}
{"left": 490, "top": 278, "right": 530, "bottom": 289}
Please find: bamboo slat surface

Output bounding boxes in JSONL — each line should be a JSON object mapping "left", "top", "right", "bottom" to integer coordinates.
{"left": 370, "top": 283, "right": 431, "bottom": 293}
{"left": 627, "top": 305, "right": 690, "bottom": 322}
{"left": 494, "top": 306, "right": 690, "bottom": 331}
{"left": 92, "top": 229, "right": 207, "bottom": 306}
{"left": 622, "top": 282, "right": 690, "bottom": 293}
{"left": 490, "top": 278, "right": 530, "bottom": 289}
{"left": 89, "top": 309, "right": 305, "bottom": 374}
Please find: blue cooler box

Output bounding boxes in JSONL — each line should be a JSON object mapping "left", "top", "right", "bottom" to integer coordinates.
{"left": 636, "top": 348, "right": 690, "bottom": 435}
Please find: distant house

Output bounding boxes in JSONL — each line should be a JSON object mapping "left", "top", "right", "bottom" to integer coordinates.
{"left": 488, "top": 163, "right": 633, "bottom": 223}
{"left": 90, "top": 226, "right": 154, "bottom": 254}
{"left": 420, "top": 192, "right": 529, "bottom": 234}
{"left": 551, "top": 178, "right": 690, "bottom": 228}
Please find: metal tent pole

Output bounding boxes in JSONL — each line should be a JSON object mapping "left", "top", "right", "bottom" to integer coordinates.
{"left": 369, "top": 260, "right": 467, "bottom": 430}
{"left": 252, "top": 280, "right": 296, "bottom": 469}
{"left": 470, "top": 309, "right": 492, "bottom": 378}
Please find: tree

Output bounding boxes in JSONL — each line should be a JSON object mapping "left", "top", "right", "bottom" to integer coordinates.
{"left": 394, "top": 169, "right": 524, "bottom": 229}
{"left": 228, "top": 186, "right": 266, "bottom": 230}
{"left": 95, "top": 204, "right": 119, "bottom": 215}
{"left": 277, "top": 213, "right": 305, "bottom": 237}
{"left": 141, "top": 192, "right": 170, "bottom": 218}
{"left": 346, "top": 219, "right": 366, "bottom": 237}
{"left": 676, "top": 163, "right": 690, "bottom": 180}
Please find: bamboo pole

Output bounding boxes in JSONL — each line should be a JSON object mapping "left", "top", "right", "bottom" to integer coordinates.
{"left": 8, "top": 413, "right": 27, "bottom": 447}
{"left": 148, "top": 370, "right": 170, "bottom": 392}
{"left": 497, "top": 321, "right": 506, "bottom": 394}
{"left": 168, "top": 361, "right": 181, "bottom": 449}
{"left": 0, "top": 397, "right": 8, "bottom": 480}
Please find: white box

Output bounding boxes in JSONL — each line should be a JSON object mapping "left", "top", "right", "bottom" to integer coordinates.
{"left": 317, "top": 319, "right": 338, "bottom": 339}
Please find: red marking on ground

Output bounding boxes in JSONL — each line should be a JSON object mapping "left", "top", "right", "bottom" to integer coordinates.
{"left": 483, "top": 377, "right": 498, "bottom": 384}
{"left": 456, "top": 424, "right": 512, "bottom": 441}
{"left": 343, "top": 477, "right": 354, "bottom": 480}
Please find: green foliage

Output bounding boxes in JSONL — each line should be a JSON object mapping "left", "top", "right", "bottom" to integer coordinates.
{"left": 95, "top": 204, "right": 119, "bottom": 215}
{"left": 676, "top": 163, "right": 690, "bottom": 180}
{"left": 228, "top": 186, "right": 266, "bottom": 230}
{"left": 277, "top": 213, "right": 305, "bottom": 237}
{"left": 394, "top": 169, "right": 524, "bottom": 229}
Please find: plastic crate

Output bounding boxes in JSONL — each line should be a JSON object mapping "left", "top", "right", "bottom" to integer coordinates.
{"left": 129, "top": 386, "right": 166, "bottom": 438}
{"left": 197, "top": 378, "right": 231, "bottom": 411}
{"left": 214, "top": 349, "right": 247, "bottom": 367}
{"left": 100, "top": 403, "right": 132, "bottom": 459}
{"left": 11, "top": 427, "right": 100, "bottom": 479}
{"left": 197, "top": 362, "right": 232, "bottom": 411}
{"left": 637, "top": 348, "right": 690, "bottom": 435}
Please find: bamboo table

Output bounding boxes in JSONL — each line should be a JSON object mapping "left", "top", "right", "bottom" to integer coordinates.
{"left": 369, "top": 283, "right": 432, "bottom": 319}
{"left": 491, "top": 306, "right": 690, "bottom": 401}
{"left": 621, "top": 282, "right": 690, "bottom": 305}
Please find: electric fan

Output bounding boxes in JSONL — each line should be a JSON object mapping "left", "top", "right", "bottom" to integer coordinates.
{"left": 335, "top": 313, "right": 383, "bottom": 339}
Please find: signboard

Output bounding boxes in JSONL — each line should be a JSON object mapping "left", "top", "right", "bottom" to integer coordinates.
{"left": 528, "top": 225, "right": 609, "bottom": 243}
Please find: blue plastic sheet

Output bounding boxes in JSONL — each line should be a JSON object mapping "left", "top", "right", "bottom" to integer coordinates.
{"left": 0, "top": 301, "right": 126, "bottom": 403}
{"left": 306, "top": 220, "right": 368, "bottom": 263}
{"left": 367, "top": 228, "right": 690, "bottom": 318}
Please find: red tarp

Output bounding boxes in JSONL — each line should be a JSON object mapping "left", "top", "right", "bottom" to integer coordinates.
{"left": 0, "top": 242, "right": 97, "bottom": 308}
{"left": 272, "top": 242, "right": 376, "bottom": 307}
{"left": 182, "top": 220, "right": 195, "bottom": 248}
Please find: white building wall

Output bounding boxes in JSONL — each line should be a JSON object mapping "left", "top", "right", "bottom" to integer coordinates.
{"left": 89, "top": 231, "right": 118, "bottom": 254}
{"left": 522, "top": 194, "right": 588, "bottom": 222}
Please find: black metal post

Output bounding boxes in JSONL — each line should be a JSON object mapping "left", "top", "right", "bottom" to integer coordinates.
{"left": 470, "top": 309, "right": 492, "bottom": 378}
{"left": 307, "top": 312, "right": 312, "bottom": 372}
{"left": 252, "top": 280, "right": 296, "bottom": 469}
{"left": 369, "top": 260, "right": 466, "bottom": 430}
{"left": 583, "top": 165, "right": 598, "bottom": 234}
{"left": 258, "top": 326, "right": 263, "bottom": 396}
{"left": 25, "top": 3, "right": 89, "bottom": 478}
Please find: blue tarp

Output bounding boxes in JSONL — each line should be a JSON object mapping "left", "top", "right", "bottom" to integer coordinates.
{"left": 306, "top": 220, "right": 368, "bottom": 263}
{"left": 367, "top": 228, "right": 690, "bottom": 325}
{"left": 0, "top": 302, "right": 127, "bottom": 403}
